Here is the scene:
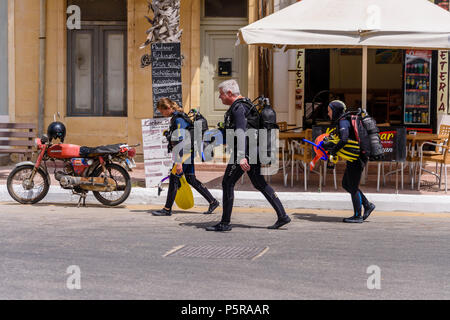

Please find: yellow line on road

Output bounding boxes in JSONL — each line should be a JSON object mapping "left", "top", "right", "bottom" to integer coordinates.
{"left": 1, "top": 202, "right": 448, "bottom": 219}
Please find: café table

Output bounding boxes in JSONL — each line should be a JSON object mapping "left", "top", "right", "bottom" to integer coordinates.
{"left": 278, "top": 131, "right": 307, "bottom": 141}
{"left": 406, "top": 133, "right": 446, "bottom": 188}
{"left": 407, "top": 133, "right": 446, "bottom": 157}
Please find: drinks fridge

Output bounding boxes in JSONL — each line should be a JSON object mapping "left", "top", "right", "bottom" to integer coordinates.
{"left": 403, "top": 50, "right": 432, "bottom": 126}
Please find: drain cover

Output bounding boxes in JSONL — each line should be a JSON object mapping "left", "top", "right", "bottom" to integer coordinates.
{"left": 164, "top": 245, "right": 269, "bottom": 260}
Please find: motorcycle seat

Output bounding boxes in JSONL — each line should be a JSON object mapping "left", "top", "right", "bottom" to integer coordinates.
{"left": 79, "top": 143, "right": 125, "bottom": 157}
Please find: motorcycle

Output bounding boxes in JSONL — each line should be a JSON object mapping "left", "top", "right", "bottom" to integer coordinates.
{"left": 7, "top": 126, "right": 139, "bottom": 207}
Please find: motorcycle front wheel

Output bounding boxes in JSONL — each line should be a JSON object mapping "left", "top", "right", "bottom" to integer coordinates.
{"left": 92, "top": 163, "right": 131, "bottom": 206}
{"left": 7, "top": 165, "right": 50, "bottom": 204}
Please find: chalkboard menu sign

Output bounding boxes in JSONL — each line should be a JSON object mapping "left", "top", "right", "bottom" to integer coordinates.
{"left": 151, "top": 42, "right": 182, "bottom": 117}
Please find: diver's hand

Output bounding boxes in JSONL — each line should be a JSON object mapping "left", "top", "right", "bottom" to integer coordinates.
{"left": 176, "top": 163, "right": 183, "bottom": 175}
{"left": 240, "top": 158, "right": 250, "bottom": 172}
{"left": 322, "top": 141, "right": 334, "bottom": 151}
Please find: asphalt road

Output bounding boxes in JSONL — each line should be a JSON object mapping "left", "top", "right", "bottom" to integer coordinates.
{"left": 0, "top": 202, "right": 449, "bottom": 300}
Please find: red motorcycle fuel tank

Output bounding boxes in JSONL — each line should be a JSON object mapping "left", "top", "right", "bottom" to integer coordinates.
{"left": 47, "top": 144, "right": 81, "bottom": 159}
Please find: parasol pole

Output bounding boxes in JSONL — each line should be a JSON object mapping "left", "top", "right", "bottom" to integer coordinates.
{"left": 362, "top": 45, "right": 368, "bottom": 110}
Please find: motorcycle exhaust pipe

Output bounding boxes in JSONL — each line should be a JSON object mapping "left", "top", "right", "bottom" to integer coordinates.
{"left": 60, "top": 176, "right": 117, "bottom": 192}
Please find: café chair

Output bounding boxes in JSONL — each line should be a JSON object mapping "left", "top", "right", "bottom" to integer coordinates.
{"left": 277, "top": 121, "right": 288, "bottom": 132}
{"left": 290, "top": 129, "right": 313, "bottom": 191}
{"left": 410, "top": 126, "right": 449, "bottom": 188}
{"left": 417, "top": 132, "right": 450, "bottom": 192}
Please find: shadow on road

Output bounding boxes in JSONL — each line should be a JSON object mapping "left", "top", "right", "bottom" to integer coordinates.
{"left": 292, "top": 213, "right": 343, "bottom": 223}
{"left": 179, "top": 221, "right": 270, "bottom": 230}
{"left": 129, "top": 209, "right": 207, "bottom": 215}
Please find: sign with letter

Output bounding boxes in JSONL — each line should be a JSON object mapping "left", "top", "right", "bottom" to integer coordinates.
{"left": 295, "top": 49, "right": 305, "bottom": 112}
{"left": 142, "top": 118, "right": 173, "bottom": 188}
{"left": 437, "top": 51, "right": 449, "bottom": 115}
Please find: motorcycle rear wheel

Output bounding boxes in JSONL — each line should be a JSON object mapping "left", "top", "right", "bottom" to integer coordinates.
{"left": 7, "top": 165, "right": 50, "bottom": 204}
{"left": 92, "top": 163, "right": 131, "bottom": 206}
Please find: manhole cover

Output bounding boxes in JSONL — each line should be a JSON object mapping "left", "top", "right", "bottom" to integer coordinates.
{"left": 163, "top": 245, "right": 269, "bottom": 260}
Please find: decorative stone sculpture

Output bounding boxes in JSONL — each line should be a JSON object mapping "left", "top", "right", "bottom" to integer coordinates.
{"left": 140, "top": 0, "right": 183, "bottom": 49}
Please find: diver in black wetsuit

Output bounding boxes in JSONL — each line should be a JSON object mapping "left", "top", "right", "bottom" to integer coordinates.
{"left": 205, "top": 80, "right": 291, "bottom": 232}
{"left": 151, "top": 98, "right": 219, "bottom": 216}
{"left": 325, "top": 100, "right": 376, "bottom": 223}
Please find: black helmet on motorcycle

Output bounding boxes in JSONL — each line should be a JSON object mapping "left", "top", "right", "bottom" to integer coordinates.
{"left": 47, "top": 121, "right": 66, "bottom": 142}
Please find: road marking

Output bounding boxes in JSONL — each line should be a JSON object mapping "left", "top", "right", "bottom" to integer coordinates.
{"left": 252, "top": 246, "right": 269, "bottom": 261}
{"left": 163, "top": 245, "right": 185, "bottom": 257}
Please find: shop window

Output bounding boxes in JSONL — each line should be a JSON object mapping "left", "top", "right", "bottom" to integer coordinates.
{"left": 204, "top": 0, "right": 247, "bottom": 18}
{"left": 67, "top": 0, "right": 127, "bottom": 117}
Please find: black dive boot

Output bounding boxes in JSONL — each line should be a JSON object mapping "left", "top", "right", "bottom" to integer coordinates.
{"left": 205, "top": 222, "right": 232, "bottom": 232}
{"left": 363, "top": 203, "right": 376, "bottom": 220}
{"left": 151, "top": 208, "right": 172, "bottom": 216}
{"left": 343, "top": 215, "right": 363, "bottom": 223}
{"left": 268, "top": 215, "right": 291, "bottom": 229}
{"left": 203, "top": 200, "right": 219, "bottom": 215}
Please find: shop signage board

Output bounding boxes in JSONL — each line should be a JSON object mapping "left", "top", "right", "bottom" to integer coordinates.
{"left": 312, "top": 126, "right": 406, "bottom": 163}
{"left": 437, "top": 51, "right": 449, "bottom": 115}
{"left": 151, "top": 42, "right": 182, "bottom": 117}
{"left": 295, "top": 49, "right": 305, "bottom": 113}
{"left": 141, "top": 118, "right": 173, "bottom": 188}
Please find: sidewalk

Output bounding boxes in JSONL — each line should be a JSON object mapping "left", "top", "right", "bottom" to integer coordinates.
{"left": 1, "top": 161, "right": 449, "bottom": 213}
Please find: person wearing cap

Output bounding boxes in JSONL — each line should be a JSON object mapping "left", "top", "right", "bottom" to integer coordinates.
{"left": 326, "top": 100, "right": 376, "bottom": 223}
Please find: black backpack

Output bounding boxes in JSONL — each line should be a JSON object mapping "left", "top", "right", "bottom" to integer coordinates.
{"left": 234, "top": 97, "right": 279, "bottom": 160}
{"left": 338, "top": 109, "right": 384, "bottom": 161}
{"left": 167, "top": 111, "right": 193, "bottom": 154}
{"left": 188, "top": 109, "right": 210, "bottom": 160}
{"left": 168, "top": 109, "right": 210, "bottom": 158}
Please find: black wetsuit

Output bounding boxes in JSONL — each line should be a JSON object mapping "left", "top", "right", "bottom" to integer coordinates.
{"left": 164, "top": 112, "right": 216, "bottom": 209}
{"left": 220, "top": 98, "right": 288, "bottom": 224}
{"left": 331, "top": 118, "right": 370, "bottom": 216}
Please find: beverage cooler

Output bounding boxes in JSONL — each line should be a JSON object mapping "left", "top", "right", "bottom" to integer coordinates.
{"left": 403, "top": 50, "right": 435, "bottom": 129}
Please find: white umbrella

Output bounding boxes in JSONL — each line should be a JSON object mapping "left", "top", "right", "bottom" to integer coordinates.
{"left": 238, "top": 0, "right": 450, "bottom": 108}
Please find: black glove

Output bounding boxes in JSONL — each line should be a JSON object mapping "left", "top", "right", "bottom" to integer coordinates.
{"left": 322, "top": 141, "right": 334, "bottom": 151}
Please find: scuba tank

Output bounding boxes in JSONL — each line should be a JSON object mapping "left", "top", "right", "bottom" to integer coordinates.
{"left": 256, "top": 96, "right": 279, "bottom": 160}
{"left": 358, "top": 109, "right": 384, "bottom": 161}
{"left": 258, "top": 97, "right": 278, "bottom": 130}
